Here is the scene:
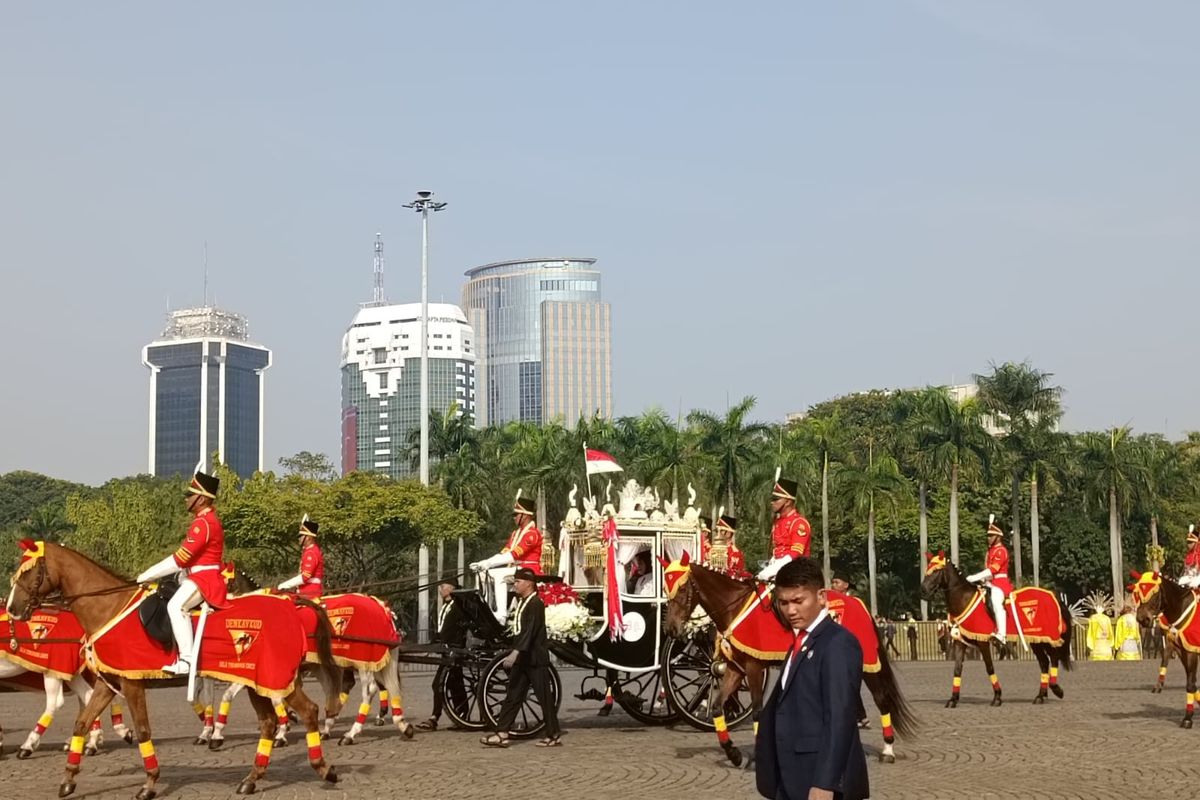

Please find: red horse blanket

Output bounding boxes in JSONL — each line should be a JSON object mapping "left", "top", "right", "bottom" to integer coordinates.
{"left": 0, "top": 608, "right": 86, "bottom": 680}
{"left": 952, "top": 586, "right": 1066, "bottom": 645}
{"left": 723, "top": 588, "right": 881, "bottom": 672}
{"left": 87, "top": 590, "right": 307, "bottom": 695}
{"left": 308, "top": 593, "right": 399, "bottom": 671}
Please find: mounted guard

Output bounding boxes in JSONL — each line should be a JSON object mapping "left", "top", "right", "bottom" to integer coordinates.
{"left": 706, "top": 514, "right": 747, "bottom": 578}
{"left": 1181, "top": 525, "right": 1200, "bottom": 588}
{"left": 966, "top": 514, "right": 1011, "bottom": 645}
{"left": 757, "top": 477, "right": 811, "bottom": 581}
{"left": 134, "top": 468, "right": 227, "bottom": 675}
{"left": 470, "top": 493, "right": 542, "bottom": 624}
{"left": 277, "top": 515, "right": 324, "bottom": 599}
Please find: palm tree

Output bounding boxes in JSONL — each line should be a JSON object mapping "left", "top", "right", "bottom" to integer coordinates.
{"left": 687, "top": 396, "right": 772, "bottom": 514}
{"left": 637, "top": 412, "right": 704, "bottom": 506}
{"left": 975, "top": 362, "right": 1064, "bottom": 586}
{"left": 796, "top": 413, "right": 842, "bottom": 583}
{"left": 1077, "top": 427, "right": 1147, "bottom": 603}
{"left": 837, "top": 441, "right": 908, "bottom": 615}
{"left": 1141, "top": 435, "right": 1190, "bottom": 570}
{"left": 895, "top": 387, "right": 946, "bottom": 618}
{"left": 20, "top": 503, "right": 72, "bottom": 540}
{"left": 1016, "top": 421, "right": 1070, "bottom": 586}
{"left": 914, "top": 390, "right": 994, "bottom": 565}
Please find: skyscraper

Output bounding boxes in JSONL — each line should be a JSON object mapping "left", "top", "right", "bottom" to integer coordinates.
{"left": 340, "top": 303, "right": 476, "bottom": 478}
{"left": 462, "top": 258, "right": 612, "bottom": 426}
{"left": 142, "top": 307, "right": 272, "bottom": 479}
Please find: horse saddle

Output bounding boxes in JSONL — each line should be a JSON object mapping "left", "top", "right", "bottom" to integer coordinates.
{"left": 139, "top": 578, "right": 180, "bottom": 648}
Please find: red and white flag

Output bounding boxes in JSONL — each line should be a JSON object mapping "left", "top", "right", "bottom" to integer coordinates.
{"left": 585, "top": 448, "right": 623, "bottom": 476}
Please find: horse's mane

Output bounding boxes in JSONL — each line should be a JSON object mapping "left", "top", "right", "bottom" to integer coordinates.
{"left": 46, "top": 542, "right": 131, "bottom": 584}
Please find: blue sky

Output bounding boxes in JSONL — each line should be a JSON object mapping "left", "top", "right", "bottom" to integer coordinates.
{"left": 2, "top": 2, "right": 1196, "bottom": 484}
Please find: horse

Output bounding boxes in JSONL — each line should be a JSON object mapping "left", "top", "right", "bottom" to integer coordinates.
{"left": 1132, "top": 570, "right": 1200, "bottom": 727}
{"left": 194, "top": 568, "right": 413, "bottom": 748}
{"left": 6, "top": 541, "right": 340, "bottom": 798}
{"left": 920, "top": 551, "right": 1072, "bottom": 707}
{"left": 661, "top": 555, "right": 916, "bottom": 767}
{"left": 0, "top": 659, "right": 132, "bottom": 759}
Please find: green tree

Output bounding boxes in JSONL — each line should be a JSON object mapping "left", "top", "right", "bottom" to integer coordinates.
{"left": 277, "top": 451, "right": 338, "bottom": 482}
{"left": 795, "top": 413, "right": 843, "bottom": 582}
{"left": 1077, "top": 427, "right": 1147, "bottom": 603}
{"left": 64, "top": 477, "right": 188, "bottom": 576}
{"left": 836, "top": 441, "right": 908, "bottom": 615}
{"left": 688, "top": 396, "right": 772, "bottom": 514}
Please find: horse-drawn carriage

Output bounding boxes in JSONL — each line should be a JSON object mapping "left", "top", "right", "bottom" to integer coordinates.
{"left": 397, "top": 480, "right": 760, "bottom": 737}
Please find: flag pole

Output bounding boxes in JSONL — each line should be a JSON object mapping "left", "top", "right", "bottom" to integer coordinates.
{"left": 583, "top": 441, "right": 595, "bottom": 506}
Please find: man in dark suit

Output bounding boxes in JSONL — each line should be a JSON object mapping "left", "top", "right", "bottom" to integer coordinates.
{"left": 756, "top": 557, "right": 869, "bottom": 800}
{"left": 417, "top": 577, "right": 469, "bottom": 731}
{"left": 480, "top": 567, "right": 562, "bottom": 748}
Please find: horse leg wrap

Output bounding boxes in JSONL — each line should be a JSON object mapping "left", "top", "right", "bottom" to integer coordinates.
{"left": 217, "top": 700, "right": 231, "bottom": 729}
{"left": 254, "top": 737, "right": 273, "bottom": 769}
{"left": 67, "top": 735, "right": 85, "bottom": 767}
{"left": 951, "top": 676, "right": 962, "bottom": 696}
{"left": 139, "top": 740, "right": 159, "bottom": 772}
{"left": 389, "top": 695, "right": 404, "bottom": 719}
{"left": 714, "top": 715, "right": 730, "bottom": 745}
{"left": 989, "top": 673, "right": 1001, "bottom": 692}
{"left": 1039, "top": 674, "right": 1049, "bottom": 691}
{"left": 1050, "top": 666, "right": 1059, "bottom": 685}
{"left": 338, "top": 692, "right": 349, "bottom": 705}
{"left": 880, "top": 713, "right": 894, "bottom": 742}
{"left": 1187, "top": 691, "right": 1195, "bottom": 715}
{"left": 378, "top": 690, "right": 389, "bottom": 718}
{"left": 192, "top": 702, "right": 206, "bottom": 721}
{"left": 306, "top": 731, "right": 323, "bottom": 763}
{"left": 34, "top": 712, "right": 53, "bottom": 737}
{"left": 354, "top": 702, "right": 370, "bottom": 727}
{"left": 274, "top": 702, "right": 288, "bottom": 729}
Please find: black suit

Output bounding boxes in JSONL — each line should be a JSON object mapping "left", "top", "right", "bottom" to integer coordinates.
{"left": 431, "top": 598, "right": 469, "bottom": 719}
{"left": 756, "top": 615, "right": 869, "bottom": 800}
{"left": 495, "top": 593, "right": 559, "bottom": 737}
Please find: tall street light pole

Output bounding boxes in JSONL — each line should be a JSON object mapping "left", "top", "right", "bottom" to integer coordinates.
{"left": 402, "top": 190, "right": 447, "bottom": 486}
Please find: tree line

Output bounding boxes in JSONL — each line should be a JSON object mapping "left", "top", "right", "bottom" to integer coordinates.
{"left": 2, "top": 361, "right": 1197, "bottom": 622}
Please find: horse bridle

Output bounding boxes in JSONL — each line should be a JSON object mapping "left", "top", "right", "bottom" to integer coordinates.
{"left": 10, "top": 556, "right": 49, "bottom": 619}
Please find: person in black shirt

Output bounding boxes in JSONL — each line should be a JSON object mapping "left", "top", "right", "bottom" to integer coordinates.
{"left": 481, "top": 567, "right": 561, "bottom": 748}
{"left": 418, "top": 578, "right": 468, "bottom": 731}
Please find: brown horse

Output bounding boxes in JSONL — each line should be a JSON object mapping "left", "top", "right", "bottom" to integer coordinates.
{"left": 1132, "top": 571, "right": 1200, "bottom": 727}
{"left": 921, "top": 553, "right": 1072, "bottom": 708}
{"left": 6, "top": 542, "right": 340, "bottom": 798}
{"left": 662, "top": 558, "right": 915, "bottom": 767}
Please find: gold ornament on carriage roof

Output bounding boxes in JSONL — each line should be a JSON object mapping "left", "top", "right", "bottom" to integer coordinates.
{"left": 540, "top": 540, "right": 558, "bottom": 575}
{"left": 707, "top": 544, "right": 729, "bottom": 572}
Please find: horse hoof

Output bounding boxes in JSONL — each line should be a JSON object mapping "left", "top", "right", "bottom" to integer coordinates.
{"left": 338, "top": 736, "right": 354, "bottom": 746}
{"left": 208, "top": 738, "right": 225, "bottom": 751}
{"left": 320, "top": 731, "right": 330, "bottom": 741}
{"left": 374, "top": 717, "right": 387, "bottom": 727}
{"left": 135, "top": 789, "right": 156, "bottom": 800}
{"left": 1033, "top": 696, "right": 1044, "bottom": 705}
{"left": 193, "top": 737, "right": 209, "bottom": 746}
{"left": 324, "top": 767, "right": 339, "bottom": 784}
{"left": 236, "top": 779, "right": 256, "bottom": 795}
{"left": 17, "top": 748, "right": 33, "bottom": 760}
{"left": 945, "top": 699, "right": 956, "bottom": 709}
{"left": 880, "top": 754, "right": 896, "bottom": 764}
{"left": 401, "top": 725, "right": 415, "bottom": 740}
{"left": 123, "top": 732, "right": 134, "bottom": 745}
{"left": 1183, "top": 719, "right": 1194, "bottom": 729}
{"left": 727, "top": 747, "right": 743, "bottom": 768}
{"left": 597, "top": 705, "right": 612, "bottom": 717}
{"left": 1050, "top": 686, "right": 1064, "bottom": 699}
{"left": 59, "top": 783, "right": 76, "bottom": 798}
{"left": 274, "top": 738, "right": 287, "bottom": 748}
{"left": 84, "top": 746, "right": 98, "bottom": 757}
{"left": 991, "top": 698, "right": 1002, "bottom": 707}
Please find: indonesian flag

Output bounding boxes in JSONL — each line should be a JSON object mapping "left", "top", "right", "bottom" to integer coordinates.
{"left": 586, "top": 448, "right": 623, "bottom": 476}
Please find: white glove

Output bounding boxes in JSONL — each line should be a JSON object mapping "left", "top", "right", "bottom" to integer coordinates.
{"left": 756, "top": 556, "right": 792, "bottom": 582}
{"left": 137, "top": 555, "right": 180, "bottom": 585}
{"left": 479, "top": 552, "right": 515, "bottom": 570}
{"left": 966, "top": 569, "right": 992, "bottom": 584}
{"left": 277, "top": 574, "right": 303, "bottom": 590}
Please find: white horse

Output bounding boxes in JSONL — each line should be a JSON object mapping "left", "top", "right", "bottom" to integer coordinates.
{"left": 0, "top": 660, "right": 132, "bottom": 758}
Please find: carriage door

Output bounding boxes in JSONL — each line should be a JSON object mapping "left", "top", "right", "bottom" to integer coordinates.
{"left": 589, "top": 535, "right": 660, "bottom": 672}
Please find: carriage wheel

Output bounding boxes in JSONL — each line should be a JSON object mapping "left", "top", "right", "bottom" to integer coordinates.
{"left": 661, "top": 636, "right": 761, "bottom": 731}
{"left": 479, "top": 655, "right": 562, "bottom": 739}
{"left": 612, "top": 668, "right": 681, "bottom": 725}
{"left": 439, "top": 661, "right": 487, "bottom": 730}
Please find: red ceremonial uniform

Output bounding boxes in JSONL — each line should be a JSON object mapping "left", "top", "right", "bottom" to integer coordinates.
{"left": 726, "top": 544, "right": 747, "bottom": 577}
{"left": 503, "top": 520, "right": 543, "bottom": 571}
{"left": 699, "top": 533, "right": 712, "bottom": 564}
{"left": 298, "top": 542, "right": 324, "bottom": 599}
{"left": 770, "top": 509, "right": 811, "bottom": 559}
{"left": 172, "top": 507, "right": 228, "bottom": 608}
{"left": 985, "top": 543, "right": 1013, "bottom": 596}
{"left": 1185, "top": 545, "right": 1200, "bottom": 573}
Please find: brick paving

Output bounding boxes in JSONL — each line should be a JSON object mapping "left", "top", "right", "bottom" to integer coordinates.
{"left": 0, "top": 659, "right": 1192, "bottom": 799}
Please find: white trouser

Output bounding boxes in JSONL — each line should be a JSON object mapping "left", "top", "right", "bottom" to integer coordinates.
{"left": 986, "top": 585, "right": 1007, "bottom": 641}
{"left": 167, "top": 579, "right": 202, "bottom": 663}
{"left": 487, "top": 566, "right": 516, "bottom": 623}
{"left": 1181, "top": 572, "right": 1200, "bottom": 589}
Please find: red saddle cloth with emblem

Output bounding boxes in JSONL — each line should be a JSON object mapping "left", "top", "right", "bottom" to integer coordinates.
{"left": 303, "top": 593, "right": 400, "bottom": 671}
{"left": 953, "top": 586, "right": 1066, "bottom": 645}
{"left": 723, "top": 587, "right": 881, "bottom": 672}
{"left": 0, "top": 608, "right": 86, "bottom": 680}
{"left": 86, "top": 590, "right": 307, "bottom": 694}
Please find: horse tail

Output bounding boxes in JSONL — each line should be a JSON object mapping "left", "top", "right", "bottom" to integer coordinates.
{"left": 870, "top": 638, "right": 919, "bottom": 739}
{"left": 295, "top": 597, "right": 342, "bottom": 694}
{"left": 1055, "top": 592, "right": 1073, "bottom": 671}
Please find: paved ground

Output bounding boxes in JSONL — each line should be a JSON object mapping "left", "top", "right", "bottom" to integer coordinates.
{"left": 0, "top": 658, "right": 1194, "bottom": 799}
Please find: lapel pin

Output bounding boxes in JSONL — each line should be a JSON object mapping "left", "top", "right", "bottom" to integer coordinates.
{"left": 806, "top": 650, "right": 814, "bottom": 660}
